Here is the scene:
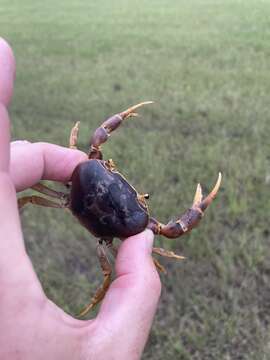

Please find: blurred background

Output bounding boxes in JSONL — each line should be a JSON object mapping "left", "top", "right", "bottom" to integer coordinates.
{"left": 1, "top": 0, "right": 270, "bottom": 358}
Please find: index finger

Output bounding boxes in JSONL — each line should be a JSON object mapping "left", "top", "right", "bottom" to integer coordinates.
{"left": 0, "top": 104, "right": 33, "bottom": 285}
{"left": 10, "top": 142, "right": 88, "bottom": 191}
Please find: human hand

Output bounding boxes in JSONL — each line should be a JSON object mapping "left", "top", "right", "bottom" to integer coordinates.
{"left": 0, "top": 38, "right": 161, "bottom": 360}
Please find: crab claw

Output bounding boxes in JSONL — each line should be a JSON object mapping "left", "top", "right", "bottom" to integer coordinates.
{"left": 198, "top": 172, "right": 222, "bottom": 212}
{"left": 193, "top": 183, "right": 203, "bottom": 207}
{"left": 120, "top": 101, "right": 154, "bottom": 119}
{"left": 148, "top": 172, "right": 222, "bottom": 239}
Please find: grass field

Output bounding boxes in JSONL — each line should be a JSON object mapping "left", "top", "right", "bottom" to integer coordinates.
{"left": 1, "top": 0, "right": 270, "bottom": 358}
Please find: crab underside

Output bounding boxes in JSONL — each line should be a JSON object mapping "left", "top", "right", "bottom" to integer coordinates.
{"left": 18, "top": 102, "right": 221, "bottom": 317}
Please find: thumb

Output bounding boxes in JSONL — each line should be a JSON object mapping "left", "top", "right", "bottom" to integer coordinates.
{"left": 92, "top": 230, "right": 161, "bottom": 359}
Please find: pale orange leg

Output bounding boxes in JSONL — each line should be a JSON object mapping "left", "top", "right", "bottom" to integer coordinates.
{"left": 78, "top": 242, "right": 112, "bottom": 317}
{"left": 153, "top": 247, "right": 185, "bottom": 260}
{"left": 31, "top": 183, "right": 67, "bottom": 200}
{"left": 152, "top": 248, "right": 185, "bottom": 274}
{"left": 69, "top": 121, "right": 80, "bottom": 149}
{"left": 104, "top": 240, "right": 167, "bottom": 276}
{"left": 153, "top": 257, "right": 167, "bottom": 274}
{"left": 18, "top": 182, "right": 69, "bottom": 210}
{"left": 18, "top": 195, "right": 65, "bottom": 210}
{"left": 105, "top": 239, "right": 118, "bottom": 258}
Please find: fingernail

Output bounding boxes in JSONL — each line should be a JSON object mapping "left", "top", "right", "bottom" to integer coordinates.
{"left": 11, "top": 140, "right": 31, "bottom": 146}
{"left": 143, "top": 229, "right": 154, "bottom": 252}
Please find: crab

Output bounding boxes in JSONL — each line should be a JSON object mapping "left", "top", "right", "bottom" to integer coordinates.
{"left": 18, "top": 102, "right": 222, "bottom": 317}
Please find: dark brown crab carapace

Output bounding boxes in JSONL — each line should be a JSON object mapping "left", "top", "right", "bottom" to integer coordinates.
{"left": 70, "top": 159, "right": 149, "bottom": 239}
{"left": 18, "top": 102, "right": 222, "bottom": 317}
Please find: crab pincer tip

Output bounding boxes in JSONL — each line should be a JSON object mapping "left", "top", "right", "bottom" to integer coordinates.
{"left": 121, "top": 101, "right": 154, "bottom": 119}
{"left": 193, "top": 183, "right": 203, "bottom": 206}
{"left": 207, "top": 172, "right": 222, "bottom": 199}
{"left": 175, "top": 254, "right": 186, "bottom": 260}
{"left": 199, "top": 172, "right": 222, "bottom": 211}
{"left": 131, "top": 101, "right": 154, "bottom": 110}
{"left": 214, "top": 172, "right": 222, "bottom": 195}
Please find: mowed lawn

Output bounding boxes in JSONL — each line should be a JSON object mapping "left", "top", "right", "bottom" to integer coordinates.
{"left": 1, "top": 0, "right": 270, "bottom": 358}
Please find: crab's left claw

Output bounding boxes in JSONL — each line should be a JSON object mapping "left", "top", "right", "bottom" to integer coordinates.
{"left": 120, "top": 101, "right": 154, "bottom": 119}
{"left": 182, "top": 171, "right": 222, "bottom": 231}
{"left": 147, "top": 173, "right": 222, "bottom": 271}
{"left": 148, "top": 172, "right": 222, "bottom": 239}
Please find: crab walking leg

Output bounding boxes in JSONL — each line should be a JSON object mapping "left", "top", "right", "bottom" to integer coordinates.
{"left": 153, "top": 257, "right": 167, "bottom": 274}
{"left": 104, "top": 239, "right": 168, "bottom": 275}
{"left": 69, "top": 121, "right": 80, "bottom": 149}
{"left": 18, "top": 195, "right": 65, "bottom": 210}
{"left": 153, "top": 247, "right": 185, "bottom": 260}
{"left": 66, "top": 121, "right": 81, "bottom": 188}
{"left": 152, "top": 248, "right": 185, "bottom": 273}
{"left": 105, "top": 239, "right": 118, "bottom": 259}
{"left": 31, "top": 182, "right": 68, "bottom": 200}
{"left": 148, "top": 173, "right": 222, "bottom": 239}
{"left": 88, "top": 101, "right": 153, "bottom": 159}
{"left": 104, "top": 239, "right": 168, "bottom": 282}
{"left": 18, "top": 182, "right": 69, "bottom": 210}
{"left": 79, "top": 242, "right": 112, "bottom": 317}
{"left": 152, "top": 249, "right": 185, "bottom": 274}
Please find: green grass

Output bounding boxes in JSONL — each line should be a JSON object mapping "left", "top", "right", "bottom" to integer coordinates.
{"left": 1, "top": 0, "right": 270, "bottom": 358}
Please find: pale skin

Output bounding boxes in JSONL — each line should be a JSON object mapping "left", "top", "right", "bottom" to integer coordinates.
{"left": 0, "top": 38, "right": 161, "bottom": 360}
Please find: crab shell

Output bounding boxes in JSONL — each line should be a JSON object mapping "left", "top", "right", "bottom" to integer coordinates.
{"left": 70, "top": 159, "right": 149, "bottom": 239}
